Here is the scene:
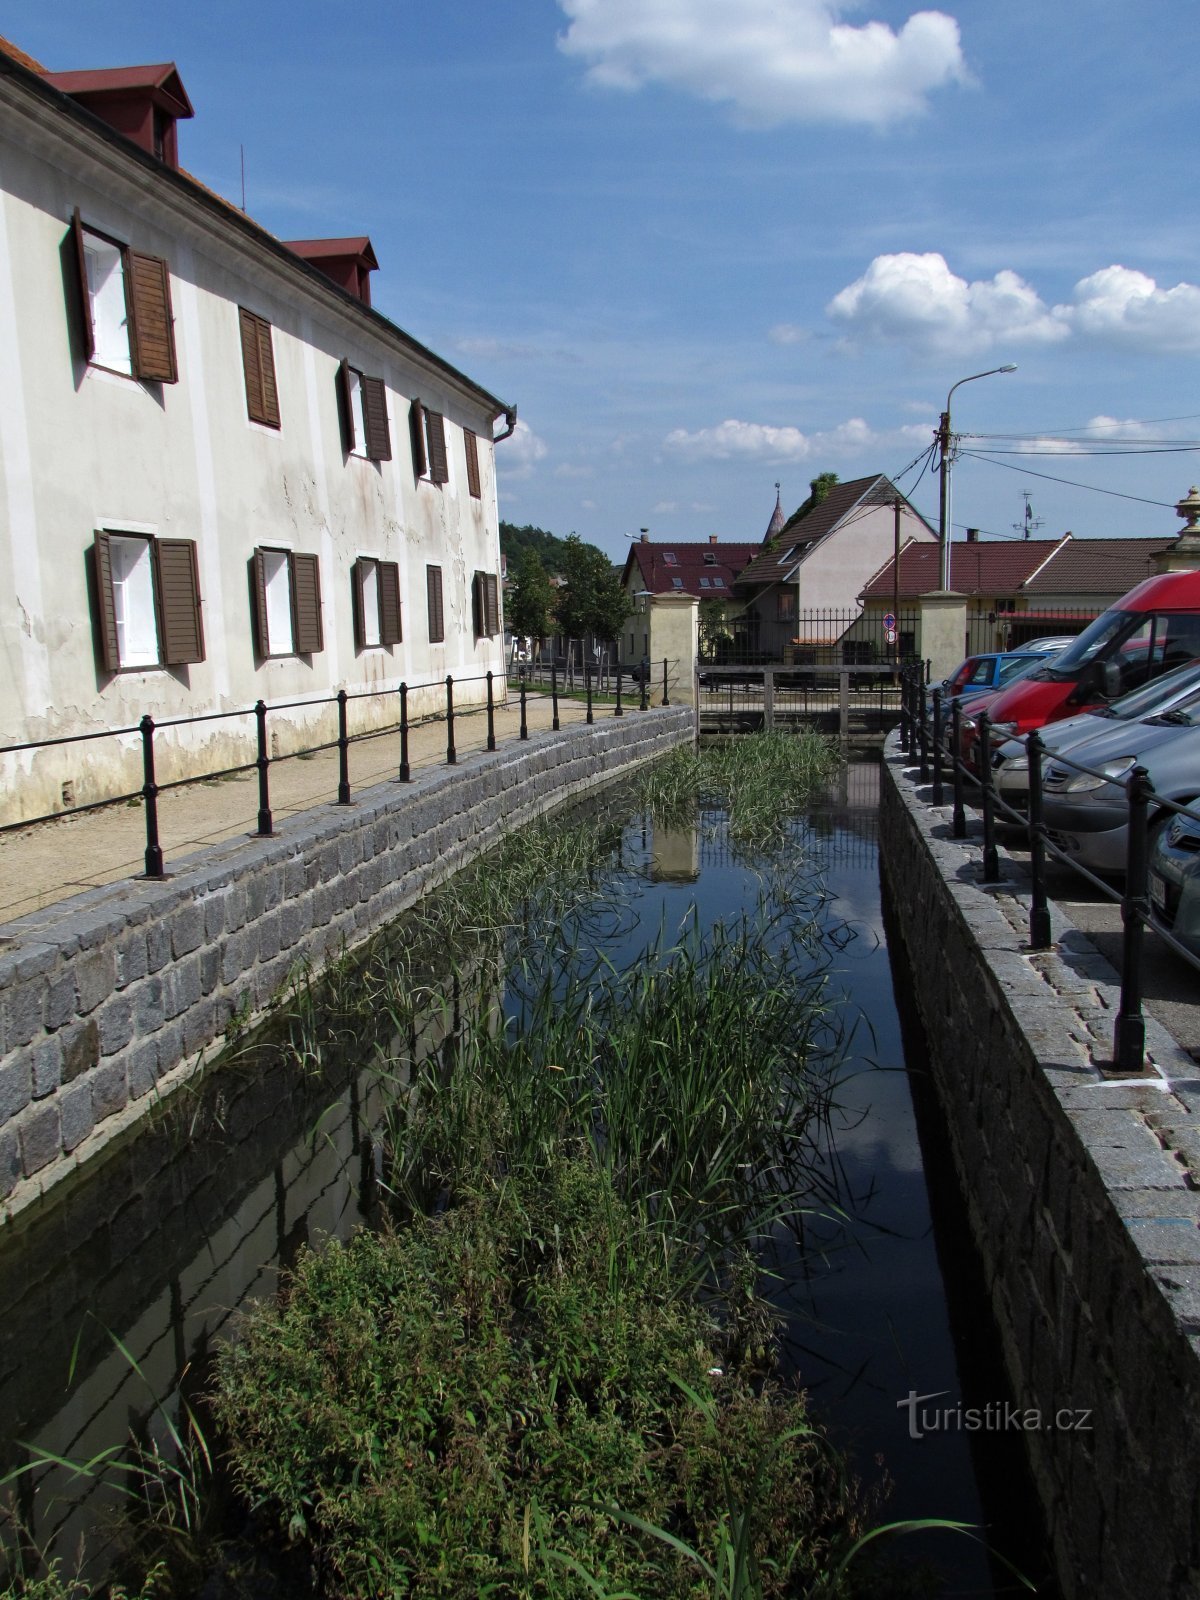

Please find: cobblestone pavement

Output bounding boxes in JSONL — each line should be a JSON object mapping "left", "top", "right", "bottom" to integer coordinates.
{"left": 0, "top": 691, "right": 618, "bottom": 925}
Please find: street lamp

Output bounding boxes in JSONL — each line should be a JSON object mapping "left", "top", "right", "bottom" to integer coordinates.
{"left": 938, "top": 364, "right": 1017, "bottom": 589}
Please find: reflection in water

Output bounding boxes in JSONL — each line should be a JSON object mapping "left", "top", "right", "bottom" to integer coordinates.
{"left": 0, "top": 758, "right": 1053, "bottom": 1596}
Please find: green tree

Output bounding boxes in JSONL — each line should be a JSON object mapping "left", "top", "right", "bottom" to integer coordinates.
{"left": 698, "top": 597, "right": 736, "bottom": 654}
{"left": 507, "top": 547, "right": 555, "bottom": 640}
{"left": 555, "top": 535, "right": 631, "bottom": 644}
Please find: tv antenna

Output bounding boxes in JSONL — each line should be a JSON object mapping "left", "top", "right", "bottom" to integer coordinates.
{"left": 1014, "top": 491, "right": 1044, "bottom": 541}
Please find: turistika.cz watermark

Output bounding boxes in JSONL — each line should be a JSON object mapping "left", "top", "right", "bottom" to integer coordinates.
{"left": 897, "top": 1390, "right": 1093, "bottom": 1441}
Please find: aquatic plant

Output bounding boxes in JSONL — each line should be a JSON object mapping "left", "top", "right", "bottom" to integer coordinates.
{"left": 637, "top": 729, "right": 841, "bottom": 842}
{"left": 214, "top": 1157, "right": 867, "bottom": 1600}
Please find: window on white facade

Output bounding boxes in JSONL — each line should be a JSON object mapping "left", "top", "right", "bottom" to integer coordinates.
{"left": 348, "top": 369, "right": 368, "bottom": 459}
{"left": 83, "top": 232, "right": 132, "bottom": 374}
{"left": 109, "top": 535, "right": 157, "bottom": 664}
{"left": 91, "top": 530, "right": 205, "bottom": 672}
{"left": 70, "top": 210, "right": 178, "bottom": 382}
{"left": 338, "top": 361, "right": 391, "bottom": 460}
{"left": 262, "top": 548, "right": 295, "bottom": 656}
{"left": 360, "top": 558, "right": 380, "bottom": 642}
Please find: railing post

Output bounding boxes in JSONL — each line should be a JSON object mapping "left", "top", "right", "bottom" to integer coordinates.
{"left": 139, "top": 714, "right": 164, "bottom": 878}
{"left": 931, "top": 687, "right": 944, "bottom": 806}
{"left": 979, "top": 712, "right": 1000, "bottom": 883}
{"left": 615, "top": 664, "right": 624, "bottom": 718}
{"left": 641, "top": 663, "right": 650, "bottom": 713}
{"left": 445, "top": 675, "right": 456, "bottom": 765}
{"left": 900, "top": 666, "right": 912, "bottom": 754}
{"left": 763, "top": 667, "right": 775, "bottom": 732}
{"left": 551, "top": 661, "right": 560, "bottom": 731}
{"left": 1114, "top": 766, "right": 1152, "bottom": 1072}
{"left": 951, "top": 696, "right": 966, "bottom": 838}
{"left": 519, "top": 670, "right": 529, "bottom": 740}
{"left": 662, "top": 657, "right": 670, "bottom": 707}
{"left": 398, "top": 682, "right": 411, "bottom": 782}
{"left": 336, "top": 689, "right": 352, "bottom": 805}
{"left": 486, "top": 671, "right": 497, "bottom": 751}
{"left": 1025, "top": 729, "right": 1052, "bottom": 949}
{"left": 255, "top": 699, "right": 273, "bottom": 836}
{"left": 918, "top": 683, "right": 930, "bottom": 782}
{"left": 585, "top": 661, "right": 594, "bottom": 724}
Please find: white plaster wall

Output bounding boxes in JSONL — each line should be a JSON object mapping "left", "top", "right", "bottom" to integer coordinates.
{"left": 797, "top": 503, "right": 935, "bottom": 613}
{"left": 0, "top": 81, "right": 506, "bottom": 823}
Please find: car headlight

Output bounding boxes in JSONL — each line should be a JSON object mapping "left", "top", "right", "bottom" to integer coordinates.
{"left": 990, "top": 722, "right": 1016, "bottom": 739}
{"left": 1003, "top": 754, "right": 1029, "bottom": 773}
{"left": 1063, "top": 756, "right": 1135, "bottom": 794}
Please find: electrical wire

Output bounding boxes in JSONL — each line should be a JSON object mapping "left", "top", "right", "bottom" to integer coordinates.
{"left": 957, "top": 449, "right": 1176, "bottom": 508}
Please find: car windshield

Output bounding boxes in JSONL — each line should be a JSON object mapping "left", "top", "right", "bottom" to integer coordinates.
{"left": 997, "top": 653, "right": 1044, "bottom": 684}
{"left": 1107, "top": 659, "right": 1200, "bottom": 719}
{"left": 1036, "top": 609, "right": 1132, "bottom": 677}
{"left": 1149, "top": 684, "right": 1200, "bottom": 726}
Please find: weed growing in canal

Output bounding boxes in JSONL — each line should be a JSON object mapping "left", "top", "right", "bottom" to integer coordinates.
{"left": 214, "top": 1156, "right": 870, "bottom": 1600}
{"left": 637, "top": 729, "right": 841, "bottom": 842}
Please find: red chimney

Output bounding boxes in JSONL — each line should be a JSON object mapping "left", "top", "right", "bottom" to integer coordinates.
{"left": 709, "top": 534, "right": 718, "bottom": 544}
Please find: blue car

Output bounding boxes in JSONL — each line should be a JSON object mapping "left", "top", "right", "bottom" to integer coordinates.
{"left": 926, "top": 647, "right": 1065, "bottom": 724}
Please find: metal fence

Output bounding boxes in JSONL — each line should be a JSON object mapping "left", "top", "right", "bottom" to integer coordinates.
{"left": 702, "top": 608, "right": 923, "bottom": 670}
{"left": 964, "top": 606, "right": 1097, "bottom": 657}
{"left": 899, "top": 668, "right": 1200, "bottom": 1073}
{"left": 698, "top": 663, "right": 903, "bottom": 739}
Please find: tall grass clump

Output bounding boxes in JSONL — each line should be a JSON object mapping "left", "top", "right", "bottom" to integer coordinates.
{"left": 214, "top": 1157, "right": 871, "bottom": 1600}
{"left": 638, "top": 730, "right": 841, "bottom": 843}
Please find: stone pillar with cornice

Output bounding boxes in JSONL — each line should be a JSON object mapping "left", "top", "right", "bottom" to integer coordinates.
{"left": 1154, "top": 486, "right": 1200, "bottom": 573}
{"left": 918, "top": 590, "right": 969, "bottom": 681}
{"left": 648, "top": 593, "right": 699, "bottom": 707}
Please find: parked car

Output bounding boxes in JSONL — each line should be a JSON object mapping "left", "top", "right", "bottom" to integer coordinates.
{"left": 1149, "top": 810, "right": 1200, "bottom": 959}
{"left": 990, "top": 659, "right": 1200, "bottom": 804}
{"left": 948, "top": 654, "right": 1068, "bottom": 769}
{"left": 1037, "top": 685, "right": 1200, "bottom": 873}
{"left": 968, "top": 569, "right": 1200, "bottom": 740}
{"left": 929, "top": 648, "right": 1060, "bottom": 711}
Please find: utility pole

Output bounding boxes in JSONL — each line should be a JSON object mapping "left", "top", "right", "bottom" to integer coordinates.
{"left": 938, "top": 364, "right": 1017, "bottom": 589}
{"left": 893, "top": 498, "right": 901, "bottom": 667}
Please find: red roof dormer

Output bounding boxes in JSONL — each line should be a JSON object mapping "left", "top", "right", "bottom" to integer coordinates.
{"left": 283, "top": 237, "right": 378, "bottom": 305}
{"left": 43, "top": 63, "right": 193, "bottom": 168}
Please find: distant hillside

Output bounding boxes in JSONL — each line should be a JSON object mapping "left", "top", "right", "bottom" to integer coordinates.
{"left": 499, "top": 522, "right": 572, "bottom": 572}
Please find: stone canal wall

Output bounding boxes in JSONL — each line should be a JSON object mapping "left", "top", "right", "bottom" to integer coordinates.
{"left": 880, "top": 737, "right": 1200, "bottom": 1600}
{"left": 0, "top": 709, "right": 695, "bottom": 1217}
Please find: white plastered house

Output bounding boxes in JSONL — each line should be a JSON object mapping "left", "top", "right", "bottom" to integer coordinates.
{"left": 0, "top": 38, "right": 516, "bottom": 826}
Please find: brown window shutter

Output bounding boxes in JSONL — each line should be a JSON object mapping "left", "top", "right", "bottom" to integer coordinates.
{"left": 92, "top": 531, "right": 119, "bottom": 670}
{"left": 70, "top": 208, "right": 95, "bottom": 362}
{"left": 154, "top": 539, "right": 205, "bottom": 663}
{"left": 351, "top": 556, "right": 367, "bottom": 649}
{"left": 240, "top": 308, "right": 280, "bottom": 428}
{"left": 250, "top": 548, "right": 270, "bottom": 655}
{"left": 290, "top": 552, "right": 323, "bottom": 654}
{"left": 337, "top": 359, "right": 355, "bottom": 453}
{"left": 426, "top": 564, "right": 444, "bottom": 644}
{"left": 409, "top": 399, "right": 428, "bottom": 478}
{"left": 426, "top": 410, "right": 449, "bottom": 484}
{"left": 127, "top": 253, "right": 178, "bottom": 382}
{"left": 379, "top": 561, "right": 402, "bottom": 645}
{"left": 362, "top": 376, "right": 391, "bottom": 461}
{"left": 464, "top": 429, "right": 481, "bottom": 498}
{"left": 472, "top": 571, "right": 484, "bottom": 639}
{"left": 485, "top": 573, "right": 500, "bottom": 638}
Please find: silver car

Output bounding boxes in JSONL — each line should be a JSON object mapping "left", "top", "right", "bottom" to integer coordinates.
{"left": 990, "top": 659, "right": 1200, "bottom": 805}
{"left": 1038, "top": 685, "right": 1200, "bottom": 874}
{"left": 1149, "top": 811, "right": 1200, "bottom": 958}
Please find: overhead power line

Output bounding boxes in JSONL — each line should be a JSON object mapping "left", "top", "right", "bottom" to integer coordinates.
{"left": 957, "top": 449, "right": 1176, "bottom": 508}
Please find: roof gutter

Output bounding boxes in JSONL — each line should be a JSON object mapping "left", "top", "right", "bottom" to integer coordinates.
{"left": 492, "top": 406, "right": 518, "bottom": 444}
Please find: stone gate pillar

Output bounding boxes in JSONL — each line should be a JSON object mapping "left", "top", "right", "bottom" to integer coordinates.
{"left": 647, "top": 593, "right": 699, "bottom": 707}
{"left": 918, "top": 590, "right": 969, "bottom": 682}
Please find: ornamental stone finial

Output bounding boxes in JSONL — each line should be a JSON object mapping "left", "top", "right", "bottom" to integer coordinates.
{"left": 1156, "top": 485, "right": 1200, "bottom": 572}
{"left": 1176, "top": 485, "right": 1200, "bottom": 535}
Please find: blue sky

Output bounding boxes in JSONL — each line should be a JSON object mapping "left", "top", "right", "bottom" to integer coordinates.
{"left": 8, "top": 0, "right": 1200, "bottom": 558}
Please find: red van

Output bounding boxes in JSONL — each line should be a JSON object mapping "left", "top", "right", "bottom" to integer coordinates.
{"left": 977, "top": 569, "right": 1200, "bottom": 740}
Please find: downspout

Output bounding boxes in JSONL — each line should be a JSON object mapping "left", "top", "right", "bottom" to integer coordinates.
{"left": 492, "top": 406, "right": 518, "bottom": 443}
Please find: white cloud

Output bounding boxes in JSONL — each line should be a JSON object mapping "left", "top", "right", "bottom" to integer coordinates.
{"left": 827, "top": 252, "right": 1065, "bottom": 355}
{"left": 497, "top": 419, "right": 548, "bottom": 478}
{"left": 768, "top": 323, "right": 810, "bottom": 345}
{"left": 652, "top": 500, "right": 679, "bottom": 514}
{"left": 556, "top": 0, "right": 967, "bottom": 128}
{"left": 663, "top": 416, "right": 926, "bottom": 462}
{"left": 1055, "top": 267, "right": 1200, "bottom": 354}
{"left": 827, "top": 253, "right": 1200, "bottom": 357}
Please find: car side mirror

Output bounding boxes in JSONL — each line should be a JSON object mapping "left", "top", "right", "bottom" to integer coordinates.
{"left": 1100, "top": 659, "right": 1122, "bottom": 699}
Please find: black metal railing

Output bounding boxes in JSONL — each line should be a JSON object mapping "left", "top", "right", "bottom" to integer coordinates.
{"left": 898, "top": 662, "right": 1200, "bottom": 1074}
{"left": 1, "top": 667, "right": 652, "bottom": 884}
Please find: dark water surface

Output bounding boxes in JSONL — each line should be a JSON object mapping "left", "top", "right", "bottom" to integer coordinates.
{"left": 0, "top": 757, "right": 1056, "bottom": 1595}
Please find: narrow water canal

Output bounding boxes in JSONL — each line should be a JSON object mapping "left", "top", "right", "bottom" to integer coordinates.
{"left": 0, "top": 753, "right": 1056, "bottom": 1596}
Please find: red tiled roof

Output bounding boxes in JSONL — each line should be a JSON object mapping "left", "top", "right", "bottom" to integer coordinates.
{"left": 44, "top": 63, "right": 194, "bottom": 118}
{"left": 860, "top": 538, "right": 1066, "bottom": 599}
{"left": 283, "top": 237, "right": 379, "bottom": 268}
{"left": 1022, "top": 537, "right": 1174, "bottom": 594}
{"left": 0, "top": 34, "right": 45, "bottom": 73}
{"left": 621, "top": 541, "right": 757, "bottom": 598}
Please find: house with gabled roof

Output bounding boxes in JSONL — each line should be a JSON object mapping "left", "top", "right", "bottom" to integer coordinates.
{"left": 858, "top": 531, "right": 1176, "bottom": 653}
{"left": 618, "top": 534, "right": 757, "bottom": 667}
{"left": 731, "top": 476, "right": 935, "bottom": 660}
{"left": 0, "top": 33, "right": 516, "bottom": 824}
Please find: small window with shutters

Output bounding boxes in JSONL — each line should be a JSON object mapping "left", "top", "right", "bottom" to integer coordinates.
{"left": 69, "top": 211, "right": 177, "bottom": 382}
{"left": 91, "top": 529, "right": 204, "bottom": 672}
{"left": 426, "top": 564, "right": 445, "bottom": 644}
{"left": 472, "top": 571, "right": 501, "bottom": 639}
{"left": 464, "top": 429, "right": 482, "bottom": 499}
{"left": 337, "top": 361, "right": 391, "bottom": 461}
{"left": 250, "top": 547, "right": 323, "bottom": 658}
{"left": 409, "top": 400, "right": 449, "bottom": 485}
{"left": 239, "top": 308, "right": 281, "bottom": 429}
{"left": 352, "top": 557, "right": 402, "bottom": 649}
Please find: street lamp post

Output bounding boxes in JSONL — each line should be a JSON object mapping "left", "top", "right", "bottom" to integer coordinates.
{"left": 938, "top": 364, "right": 1017, "bottom": 589}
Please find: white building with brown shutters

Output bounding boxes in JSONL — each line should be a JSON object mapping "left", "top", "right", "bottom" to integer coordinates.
{"left": 0, "top": 37, "right": 515, "bottom": 825}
